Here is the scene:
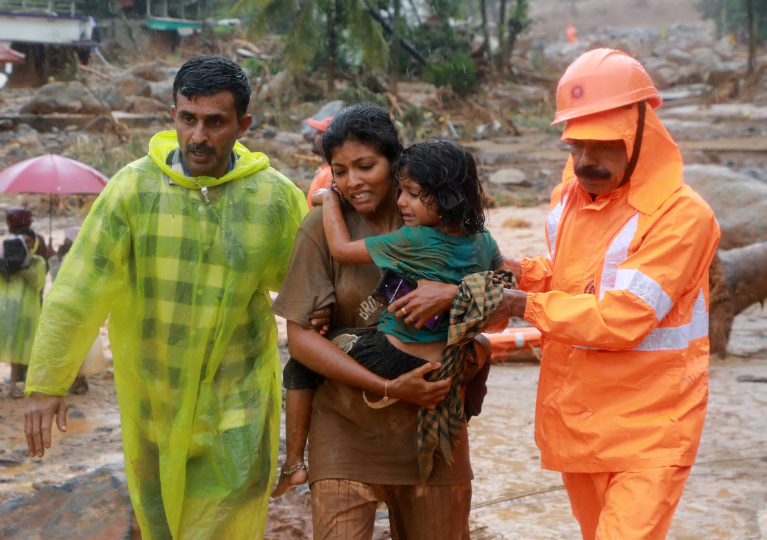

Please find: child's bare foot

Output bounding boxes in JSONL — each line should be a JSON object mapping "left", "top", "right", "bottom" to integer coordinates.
{"left": 271, "top": 461, "right": 308, "bottom": 498}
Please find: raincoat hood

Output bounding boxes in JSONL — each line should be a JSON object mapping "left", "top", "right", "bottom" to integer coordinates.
{"left": 561, "top": 103, "right": 683, "bottom": 216}
{"left": 148, "top": 130, "right": 270, "bottom": 190}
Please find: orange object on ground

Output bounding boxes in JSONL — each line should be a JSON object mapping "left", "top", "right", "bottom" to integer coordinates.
{"left": 520, "top": 85, "right": 721, "bottom": 473}
{"left": 562, "top": 466, "right": 691, "bottom": 540}
{"left": 567, "top": 24, "right": 578, "bottom": 43}
{"left": 306, "top": 164, "right": 333, "bottom": 209}
{"left": 552, "top": 49, "right": 663, "bottom": 124}
{"left": 307, "top": 117, "right": 333, "bottom": 132}
{"left": 483, "top": 326, "right": 541, "bottom": 362}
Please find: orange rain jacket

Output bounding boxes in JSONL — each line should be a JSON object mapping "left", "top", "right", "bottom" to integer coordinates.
{"left": 519, "top": 104, "right": 721, "bottom": 473}
{"left": 306, "top": 163, "right": 333, "bottom": 209}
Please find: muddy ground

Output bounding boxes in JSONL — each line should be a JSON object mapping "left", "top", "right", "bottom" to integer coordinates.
{"left": 2, "top": 202, "right": 767, "bottom": 539}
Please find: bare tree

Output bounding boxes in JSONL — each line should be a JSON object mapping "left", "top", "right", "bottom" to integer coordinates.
{"left": 746, "top": 0, "right": 757, "bottom": 79}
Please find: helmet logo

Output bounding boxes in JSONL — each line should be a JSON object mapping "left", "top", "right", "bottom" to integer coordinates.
{"left": 571, "top": 85, "right": 584, "bottom": 99}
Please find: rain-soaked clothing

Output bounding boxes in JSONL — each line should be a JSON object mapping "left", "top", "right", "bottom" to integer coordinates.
{"left": 519, "top": 105, "right": 720, "bottom": 471}
{"left": 562, "top": 466, "right": 691, "bottom": 540}
{"left": 25, "top": 131, "right": 308, "bottom": 540}
{"left": 0, "top": 255, "right": 46, "bottom": 366}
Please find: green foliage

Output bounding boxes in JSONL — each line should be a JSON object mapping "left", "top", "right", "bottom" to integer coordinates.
{"left": 235, "top": 0, "right": 389, "bottom": 76}
{"left": 332, "top": 84, "right": 389, "bottom": 107}
{"left": 696, "top": 0, "right": 767, "bottom": 42}
{"left": 427, "top": 53, "right": 479, "bottom": 96}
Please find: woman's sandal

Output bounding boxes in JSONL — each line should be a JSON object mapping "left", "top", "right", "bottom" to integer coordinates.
{"left": 9, "top": 387, "right": 24, "bottom": 399}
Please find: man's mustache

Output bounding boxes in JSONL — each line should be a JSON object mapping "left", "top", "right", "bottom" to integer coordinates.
{"left": 574, "top": 164, "right": 612, "bottom": 181}
{"left": 186, "top": 142, "right": 216, "bottom": 155}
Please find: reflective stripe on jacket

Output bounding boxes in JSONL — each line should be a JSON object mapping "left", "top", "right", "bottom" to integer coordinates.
{"left": 520, "top": 168, "right": 720, "bottom": 473}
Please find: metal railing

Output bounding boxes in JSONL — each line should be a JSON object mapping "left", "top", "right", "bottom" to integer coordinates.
{"left": 0, "top": 0, "right": 79, "bottom": 16}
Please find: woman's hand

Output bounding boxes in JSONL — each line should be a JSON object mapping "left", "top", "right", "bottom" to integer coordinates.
{"left": 311, "top": 188, "right": 332, "bottom": 207}
{"left": 388, "top": 363, "right": 451, "bottom": 410}
{"left": 388, "top": 279, "right": 458, "bottom": 329}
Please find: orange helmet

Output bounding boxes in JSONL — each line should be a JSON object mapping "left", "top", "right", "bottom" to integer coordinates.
{"left": 552, "top": 48, "right": 662, "bottom": 125}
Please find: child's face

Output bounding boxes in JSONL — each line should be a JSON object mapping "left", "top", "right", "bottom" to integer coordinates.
{"left": 21, "top": 234, "right": 35, "bottom": 253}
{"left": 397, "top": 174, "right": 441, "bottom": 228}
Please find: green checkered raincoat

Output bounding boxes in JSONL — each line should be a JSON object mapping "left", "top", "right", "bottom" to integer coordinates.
{"left": 0, "top": 255, "right": 46, "bottom": 366}
{"left": 26, "top": 131, "right": 308, "bottom": 540}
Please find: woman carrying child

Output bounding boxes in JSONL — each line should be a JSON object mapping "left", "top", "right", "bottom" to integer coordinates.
{"left": 271, "top": 104, "right": 507, "bottom": 539}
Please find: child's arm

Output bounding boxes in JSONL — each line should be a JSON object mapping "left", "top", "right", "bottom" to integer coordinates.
{"left": 322, "top": 190, "right": 374, "bottom": 265}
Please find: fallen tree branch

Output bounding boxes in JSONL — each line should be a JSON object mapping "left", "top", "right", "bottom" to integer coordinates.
{"left": 471, "top": 485, "right": 565, "bottom": 510}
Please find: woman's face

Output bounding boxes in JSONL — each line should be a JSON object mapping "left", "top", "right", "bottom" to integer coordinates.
{"left": 329, "top": 140, "right": 395, "bottom": 215}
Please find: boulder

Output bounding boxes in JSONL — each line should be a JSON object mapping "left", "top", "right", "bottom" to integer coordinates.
{"left": 149, "top": 78, "right": 174, "bottom": 106}
{"left": 492, "top": 85, "right": 549, "bottom": 108}
{"left": 0, "top": 466, "right": 137, "bottom": 540}
{"left": 684, "top": 164, "right": 767, "bottom": 249}
{"left": 92, "top": 84, "right": 123, "bottom": 111}
{"left": 489, "top": 168, "right": 531, "bottom": 187}
{"left": 112, "top": 73, "right": 151, "bottom": 99}
{"left": 19, "top": 82, "right": 110, "bottom": 115}
{"left": 666, "top": 48, "right": 694, "bottom": 65}
{"left": 125, "top": 96, "right": 168, "bottom": 114}
{"left": 641, "top": 58, "right": 679, "bottom": 89}
{"left": 128, "top": 61, "right": 168, "bottom": 82}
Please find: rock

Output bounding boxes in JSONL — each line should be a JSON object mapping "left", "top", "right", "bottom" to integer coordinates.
{"left": 741, "top": 168, "right": 767, "bottom": 184}
{"left": 684, "top": 164, "right": 767, "bottom": 249}
{"left": 69, "top": 410, "right": 85, "bottom": 419}
{"left": 0, "top": 466, "right": 137, "bottom": 540}
{"left": 149, "top": 78, "right": 174, "bottom": 106}
{"left": 125, "top": 96, "right": 168, "bottom": 114}
{"left": 642, "top": 58, "right": 679, "bottom": 89}
{"left": 471, "top": 149, "right": 523, "bottom": 168}
{"left": 666, "top": 48, "right": 694, "bottom": 65}
{"left": 92, "top": 84, "right": 123, "bottom": 111}
{"left": 19, "top": 82, "right": 110, "bottom": 115}
{"left": 707, "top": 60, "right": 748, "bottom": 86}
{"left": 489, "top": 168, "right": 531, "bottom": 187}
{"left": 128, "top": 61, "right": 168, "bottom": 82}
{"left": 258, "top": 70, "right": 292, "bottom": 101}
{"left": 300, "top": 100, "right": 346, "bottom": 137}
{"left": 112, "top": 73, "right": 151, "bottom": 99}
{"left": 492, "top": 85, "right": 549, "bottom": 108}
{"left": 690, "top": 47, "right": 721, "bottom": 68}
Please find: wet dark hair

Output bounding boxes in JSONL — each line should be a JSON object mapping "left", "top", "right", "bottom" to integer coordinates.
{"left": 395, "top": 140, "right": 486, "bottom": 235}
{"left": 322, "top": 103, "right": 403, "bottom": 166}
{"left": 173, "top": 56, "right": 251, "bottom": 119}
{"left": 15, "top": 227, "right": 35, "bottom": 241}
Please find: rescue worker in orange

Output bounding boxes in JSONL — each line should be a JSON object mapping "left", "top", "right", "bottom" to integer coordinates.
{"left": 502, "top": 49, "right": 722, "bottom": 539}
{"left": 304, "top": 116, "right": 333, "bottom": 208}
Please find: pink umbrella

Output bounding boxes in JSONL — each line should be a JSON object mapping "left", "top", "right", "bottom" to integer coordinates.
{"left": 0, "top": 154, "right": 109, "bottom": 245}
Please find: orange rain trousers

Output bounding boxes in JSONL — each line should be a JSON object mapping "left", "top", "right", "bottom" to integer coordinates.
{"left": 562, "top": 466, "right": 691, "bottom": 540}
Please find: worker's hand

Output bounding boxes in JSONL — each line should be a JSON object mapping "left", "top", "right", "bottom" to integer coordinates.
{"left": 311, "top": 188, "right": 332, "bottom": 207}
{"left": 24, "top": 392, "right": 68, "bottom": 458}
{"left": 502, "top": 257, "right": 523, "bottom": 283}
{"left": 388, "top": 279, "right": 458, "bottom": 329}
{"left": 309, "top": 306, "right": 332, "bottom": 333}
{"left": 388, "top": 362, "right": 451, "bottom": 410}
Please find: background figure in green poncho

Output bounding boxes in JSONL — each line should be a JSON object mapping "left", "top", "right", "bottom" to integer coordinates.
{"left": 23, "top": 56, "right": 308, "bottom": 540}
{"left": 1, "top": 228, "right": 46, "bottom": 399}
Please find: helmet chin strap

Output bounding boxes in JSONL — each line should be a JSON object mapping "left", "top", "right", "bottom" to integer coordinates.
{"left": 620, "top": 101, "right": 646, "bottom": 186}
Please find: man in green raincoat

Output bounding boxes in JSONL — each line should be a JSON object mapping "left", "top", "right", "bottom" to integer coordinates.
{"left": 1, "top": 228, "right": 46, "bottom": 399}
{"left": 23, "top": 56, "right": 309, "bottom": 539}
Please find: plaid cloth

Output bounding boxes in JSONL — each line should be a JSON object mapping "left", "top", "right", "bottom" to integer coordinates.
{"left": 0, "top": 255, "right": 46, "bottom": 366}
{"left": 26, "top": 131, "right": 308, "bottom": 540}
{"left": 418, "top": 269, "right": 516, "bottom": 481}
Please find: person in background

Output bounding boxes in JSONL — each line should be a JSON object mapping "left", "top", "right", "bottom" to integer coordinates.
{"left": 0, "top": 227, "right": 46, "bottom": 398}
{"left": 48, "top": 226, "right": 80, "bottom": 282}
{"left": 5, "top": 206, "right": 50, "bottom": 262}
{"left": 304, "top": 116, "right": 334, "bottom": 208}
